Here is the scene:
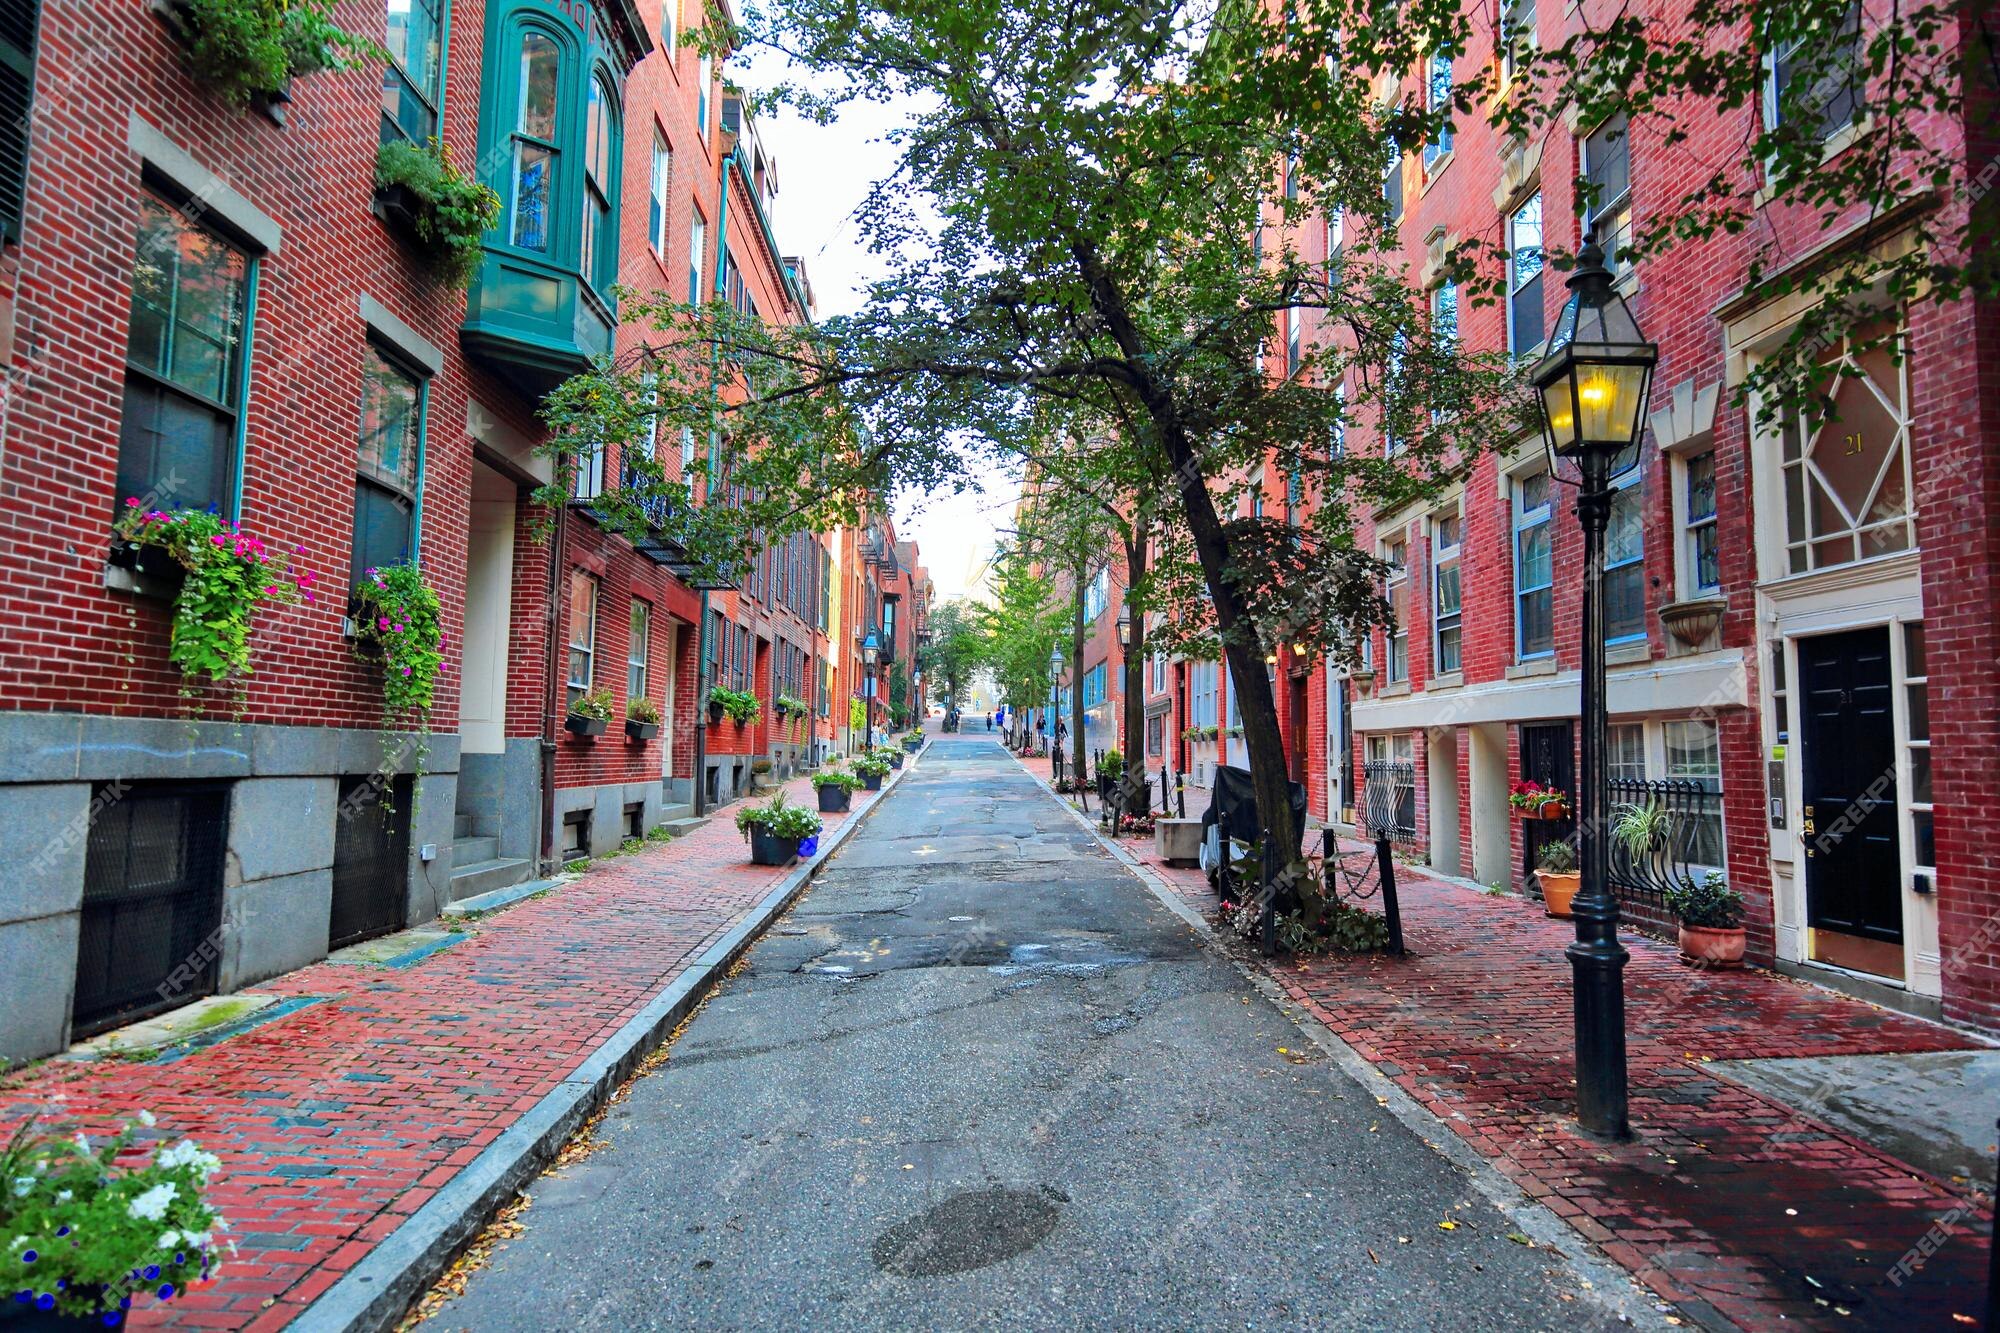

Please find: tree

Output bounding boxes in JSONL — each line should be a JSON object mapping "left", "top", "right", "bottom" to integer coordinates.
{"left": 920, "top": 598, "right": 989, "bottom": 707}
{"left": 546, "top": 0, "right": 1993, "bottom": 914}
{"left": 980, "top": 546, "right": 1064, "bottom": 748}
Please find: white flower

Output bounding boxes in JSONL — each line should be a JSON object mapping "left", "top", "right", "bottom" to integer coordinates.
{"left": 157, "top": 1231, "right": 181, "bottom": 1249}
{"left": 54, "top": 1190, "right": 72, "bottom": 1205}
{"left": 8, "top": 1236, "right": 29, "bottom": 1251}
{"left": 180, "top": 1230, "right": 210, "bottom": 1250}
{"left": 73, "top": 1132, "right": 90, "bottom": 1155}
{"left": 127, "top": 1182, "right": 177, "bottom": 1221}
{"left": 11, "top": 1177, "right": 31, "bottom": 1198}
{"left": 136, "top": 1110, "right": 157, "bottom": 1128}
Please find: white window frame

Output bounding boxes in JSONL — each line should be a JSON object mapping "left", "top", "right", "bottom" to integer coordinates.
{"left": 1674, "top": 448, "right": 1720, "bottom": 597}
{"left": 689, "top": 212, "right": 706, "bottom": 303}
{"left": 1579, "top": 113, "right": 1632, "bottom": 275}
{"left": 649, "top": 132, "right": 672, "bottom": 257}
{"left": 628, "top": 598, "right": 651, "bottom": 700}
{"left": 1423, "top": 50, "right": 1453, "bottom": 169}
{"left": 1604, "top": 465, "right": 1646, "bottom": 645}
{"left": 1383, "top": 536, "right": 1409, "bottom": 683}
{"left": 1513, "top": 469, "right": 1553, "bottom": 660}
{"left": 1501, "top": 0, "right": 1536, "bottom": 88}
{"left": 1507, "top": 192, "right": 1545, "bottom": 360}
{"left": 567, "top": 571, "right": 599, "bottom": 702}
{"left": 1431, "top": 510, "right": 1462, "bottom": 677}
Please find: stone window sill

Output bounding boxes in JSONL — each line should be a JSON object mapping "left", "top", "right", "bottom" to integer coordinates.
{"left": 1505, "top": 657, "right": 1557, "bottom": 680}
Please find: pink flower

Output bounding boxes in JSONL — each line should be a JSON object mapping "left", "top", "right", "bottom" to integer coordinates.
{"left": 264, "top": 585, "right": 279, "bottom": 595}
{"left": 377, "top": 616, "right": 390, "bottom": 631}
{"left": 210, "top": 534, "right": 226, "bottom": 547}
{"left": 125, "top": 497, "right": 141, "bottom": 508}
{"left": 400, "top": 666, "right": 412, "bottom": 676}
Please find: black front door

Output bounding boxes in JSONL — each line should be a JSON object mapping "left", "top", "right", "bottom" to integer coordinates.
{"left": 329, "top": 776, "right": 412, "bottom": 949}
{"left": 1520, "top": 722, "right": 1575, "bottom": 883}
{"left": 1799, "top": 627, "right": 1902, "bottom": 944}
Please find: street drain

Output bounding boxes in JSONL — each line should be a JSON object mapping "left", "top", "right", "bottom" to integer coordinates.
{"left": 869, "top": 1186, "right": 1065, "bottom": 1277}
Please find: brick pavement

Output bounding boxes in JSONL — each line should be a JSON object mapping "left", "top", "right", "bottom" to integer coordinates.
{"left": 1054, "top": 747, "right": 1994, "bottom": 1331}
{"left": 0, "top": 770, "right": 892, "bottom": 1331}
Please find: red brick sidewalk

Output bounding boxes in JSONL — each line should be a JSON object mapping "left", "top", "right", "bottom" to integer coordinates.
{"left": 0, "top": 771, "right": 890, "bottom": 1331}
{"left": 1085, "top": 791, "right": 1993, "bottom": 1330}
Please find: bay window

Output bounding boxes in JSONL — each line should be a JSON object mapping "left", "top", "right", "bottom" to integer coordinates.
{"left": 509, "top": 31, "right": 559, "bottom": 252}
{"left": 382, "top": 0, "right": 444, "bottom": 144}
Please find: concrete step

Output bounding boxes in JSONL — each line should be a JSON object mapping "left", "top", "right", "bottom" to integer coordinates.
{"left": 443, "top": 877, "right": 563, "bottom": 918}
{"left": 453, "top": 811, "right": 476, "bottom": 840}
{"left": 657, "top": 816, "right": 710, "bottom": 838}
{"left": 449, "top": 855, "right": 533, "bottom": 902}
{"left": 659, "top": 803, "right": 694, "bottom": 823}
{"left": 456, "top": 834, "right": 499, "bottom": 867}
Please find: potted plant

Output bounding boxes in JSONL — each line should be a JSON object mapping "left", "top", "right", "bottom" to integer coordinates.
{"left": 1665, "top": 871, "right": 1747, "bottom": 968}
{"left": 811, "top": 767, "right": 860, "bottom": 813}
{"left": 1534, "top": 838, "right": 1581, "bottom": 918}
{"left": 884, "top": 746, "right": 904, "bottom": 770}
{"left": 1097, "top": 747, "right": 1125, "bottom": 803}
{"left": 1612, "top": 798, "right": 1673, "bottom": 866}
{"left": 853, "top": 751, "right": 891, "bottom": 790}
{"left": 1508, "top": 781, "right": 1569, "bottom": 821}
{"left": 0, "top": 1113, "right": 231, "bottom": 1327}
{"left": 902, "top": 730, "right": 923, "bottom": 752}
{"left": 373, "top": 139, "right": 501, "bottom": 287}
{"left": 710, "top": 686, "right": 760, "bottom": 727}
{"left": 565, "top": 688, "right": 614, "bottom": 737}
{"left": 626, "top": 696, "right": 661, "bottom": 743}
{"left": 735, "top": 791, "right": 821, "bottom": 866}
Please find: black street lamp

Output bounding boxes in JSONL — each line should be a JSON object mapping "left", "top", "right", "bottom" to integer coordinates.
{"left": 1530, "top": 235, "right": 1657, "bottom": 1141}
{"left": 862, "top": 630, "right": 881, "bottom": 751}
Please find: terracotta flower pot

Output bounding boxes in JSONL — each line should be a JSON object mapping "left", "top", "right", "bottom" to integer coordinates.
{"left": 1678, "top": 924, "right": 1746, "bottom": 969}
{"left": 1534, "top": 802, "right": 1567, "bottom": 821}
{"left": 1535, "top": 869, "right": 1581, "bottom": 918}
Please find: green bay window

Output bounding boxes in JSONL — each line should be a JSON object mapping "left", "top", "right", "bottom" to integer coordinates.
{"left": 509, "top": 30, "right": 559, "bottom": 251}
{"left": 117, "top": 193, "right": 252, "bottom": 517}
{"left": 382, "top": 0, "right": 445, "bottom": 144}
{"left": 353, "top": 344, "right": 426, "bottom": 580}
{"left": 580, "top": 73, "right": 618, "bottom": 293}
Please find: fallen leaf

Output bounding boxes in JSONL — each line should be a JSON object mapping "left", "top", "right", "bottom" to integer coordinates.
{"left": 1438, "top": 1220, "right": 1458, "bottom": 1231}
{"left": 1366, "top": 1247, "right": 1379, "bottom": 1264}
{"left": 1505, "top": 1232, "right": 1534, "bottom": 1246}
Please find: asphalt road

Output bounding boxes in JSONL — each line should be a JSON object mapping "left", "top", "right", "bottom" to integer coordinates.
{"left": 434, "top": 735, "right": 1627, "bottom": 1331}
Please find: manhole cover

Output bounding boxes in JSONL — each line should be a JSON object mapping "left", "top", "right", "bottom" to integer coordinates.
{"left": 870, "top": 1186, "right": 1065, "bottom": 1277}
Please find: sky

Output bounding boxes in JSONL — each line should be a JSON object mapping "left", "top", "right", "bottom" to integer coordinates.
{"left": 743, "top": 78, "right": 1018, "bottom": 607}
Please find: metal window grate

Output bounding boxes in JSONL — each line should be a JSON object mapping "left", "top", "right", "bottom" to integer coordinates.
{"left": 330, "top": 776, "right": 412, "bottom": 949}
{"left": 1605, "top": 777, "right": 1724, "bottom": 909}
{"left": 76, "top": 783, "right": 228, "bottom": 1039}
{"left": 1362, "top": 760, "right": 1418, "bottom": 846}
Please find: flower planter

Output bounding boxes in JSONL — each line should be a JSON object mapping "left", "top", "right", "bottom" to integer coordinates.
{"left": 1659, "top": 596, "right": 1728, "bottom": 650}
{"left": 564, "top": 714, "right": 607, "bottom": 738}
{"left": 887, "top": 752, "right": 903, "bottom": 770}
{"left": 747, "top": 825, "right": 800, "bottom": 866}
{"left": 708, "top": 701, "right": 726, "bottom": 724}
{"left": 1535, "top": 869, "right": 1581, "bottom": 918}
{"left": 1535, "top": 802, "right": 1567, "bottom": 821}
{"left": 2, "top": 1292, "right": 115, "bottom": 1330}
{"left": 903, "top": 736, "right": 922, "bottom": 752}
{"left": 105, "top": 538, "right": 187, "bottom": 600}
{"left": 625, "top": 720, "right": 659, "bottom": 743}
{"left": 372, "top": 181, "right": 424, "bottom": 237}
{"left": 816, "top": 784, "right": 852, "bottom": 813}
{"left": 1677, "top": 924, "right": 1746, "bottom": 969}
{"left": 861, "top": 771, "right": 883, "bottom": 791}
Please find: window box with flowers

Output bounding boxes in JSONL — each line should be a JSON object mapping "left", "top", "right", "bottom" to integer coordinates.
{"left": 112, "top": 504, "right": 316, "bottom": 697}
{"left": 373, "top": 140, "right": 501, "bottom": 288}
{"left": 347, "top": 563, "right": 443, "bottom": 729}
{"left": 626, "top": 696, "right": 661, "bottom": 743}
{"left": 1508, "top": 781, "right": 1568, "bottom": 820}
{"left": 709, "top": 687, "right": 760, "bottom": 726}
{"left": 153, "top": 0, "right": 374, "bottom": 113}
{"left": 566, "top": 688, "right": 614, "bottom": 737}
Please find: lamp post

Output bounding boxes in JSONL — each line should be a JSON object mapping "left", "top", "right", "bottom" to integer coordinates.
{"left": 862, "top": 630, "right": 881, "bottom": 752}
{"left": 1048, "top": 645, "right": 1063, "bottom": 770}
{"left": 1530, "top": 235, "right": 1657, "bottom": 1141}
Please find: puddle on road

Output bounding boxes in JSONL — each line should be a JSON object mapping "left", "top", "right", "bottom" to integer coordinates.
{"left": 870, "top": 1185, "right": 1067, "bottom": 1277}
{"left": 986, "top": 940, "right": 1147, "bottom": 978}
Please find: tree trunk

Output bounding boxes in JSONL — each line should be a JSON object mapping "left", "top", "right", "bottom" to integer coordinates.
{"left": 1071, "top": 556, "right": 1088, "bottom": 786}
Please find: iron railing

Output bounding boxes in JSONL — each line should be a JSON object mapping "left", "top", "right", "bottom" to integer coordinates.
{"left": 1361, "top": 760, "right": 1417, "bottom": 846}
{"left": 1605, "top": 777, "right": 1724, "bottom": 909}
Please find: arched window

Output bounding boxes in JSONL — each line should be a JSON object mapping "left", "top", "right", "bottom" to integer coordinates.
{"left": 510, "top": 30, "right": 560, "bottom": 251}
{"left": 581, "top": 71, "right": 618, "bottom": 292}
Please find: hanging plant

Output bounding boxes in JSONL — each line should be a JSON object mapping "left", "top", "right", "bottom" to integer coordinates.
{"left": 774, "top": 694, "right": 811, "bottom": 720}
{"left": 349, "top": 563, "right": 444, "bottom": 727}
{"left": 114, "top": 503, "right": 314, "bottom": 686}
{"left": 709, "top": 686, "right": 761, "bottom": 725}
{"left": 165, "top": 0, "right": 375, "bottom": 106}
{"left": 374, "top": 140, "right": 502, "bottom": 288}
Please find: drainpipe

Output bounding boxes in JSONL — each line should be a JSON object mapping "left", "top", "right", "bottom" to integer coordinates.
{"left": 694, "top": 145, "right": 742, "bottom": 816}
{"left": 539, "top": 498, "right": 568, "bottom": 869}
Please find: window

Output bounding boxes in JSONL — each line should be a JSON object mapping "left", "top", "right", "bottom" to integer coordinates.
{"left": 1605, "top": 467, "right": 1645, "bottom": 642}
{"left": 660, "top": 0, "right": 676, "bottom": 57}
{"left": 1423, "top": 51, "right": 1453, "bottom": 168}
{"left": 1507, "top": 192, "right": 1544, "bottom": 357}
{"left": 1767, "top": 3, "right": 1861, "bottom": 140}
{"left": 689, "top": 212, "right": 706, "bottom": 302}
{"left": 1684, "top": 450, "right": 1719, "bottom": 592}
{"left": 1513, "top": 471, "right": 1553, "bottom": 658}
{"left": 628, "top": 600, "right": 651, "bottom": 700}
{"left": 1326, "top": 206, "right": 1344, "bottom": 267}
{"left": 1382, "top": 136, "right": 1403, "bottom": 222}
{"left": 1430, "top": 281, "right": 1458, "bottom": 423}
{"left": 649, "top": 133, "right": 672, "bottom": 257}
{"left": 1189, "top": 661, "right": 1218, "bottom": 730}
{"left": 1905, "top": 622, "right": 1933, "bottom": 880}
{"left": 1607, "top": 723, "right": 1646, "bottom": 783}
{"left": 570, "top": 438, "right": 605, "bottom": 500}
{"left": 509, "top": 31, "right": 560, "bottom": 252}
{"left": 0, "top": 2, "right": 38, "bottom": 243}
{"left": 1082, "top": 663, "right": 1107, "bottom": 708}
{"left": 567, "top": 571, "right": 598, "bottom": 703}
{"left": 1777, "top": 318, "right": 1915, "bottom": 573}
{"left": 1083, "top": 567, "right": 1111, "bottom": 622}
{"left": 1384, "top": 537, "right": 1408, "bottom": 683}
{"left": 1664, "top": 718, "right": 1724, "bottom": 867}
{"left": 1432, "top": 513, "right": 1461, "bottom": 674}
{"left": 696, "top": 51, "right": 712, "bottom": 133}
{"left": 1383, "top": 330, "right": 1407, "bottom": 455}
{"left": 580, "top": 75, "right": 616, "bottom": 291}
{"left": 1580, "top": 113, "right": 1632, "bottom": 274}
{"left": 117, "top": 194, "right": 251, "bottom": 517}
{"left": 1286, "top": 304, "right": 1302, "bottom": 377}
{"left": 352, "top": 345, "right": 425, "bottom": 580}
{"left": 1366, "top": 732, "right": 1416, "bottom": 837}
{"left": 1501, "top": 0, "right": 1536, "bottom": 86}
{"left": 1330, "top": 381, "right": 1346, "bottom": 457}
{"left": 1147, "top": 714, "right": 1163, "bottom": 757}
{"left": 382, "top": 0, "right": 444, "bottom": 143}
{"left": 680, "top": 424, "right": 696, "bottom": 470}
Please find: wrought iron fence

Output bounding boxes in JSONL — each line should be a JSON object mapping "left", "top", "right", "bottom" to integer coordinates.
{"left": 1361, "top": 760, "right": 1417, "bottom": 847}
{"left": 1605, "top": 777, "right": 1724, "bottom": 909}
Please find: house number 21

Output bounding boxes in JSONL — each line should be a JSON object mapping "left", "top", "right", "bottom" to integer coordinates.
{"left": 1843, "top": 432, "right": 1866, "bottom": 455}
